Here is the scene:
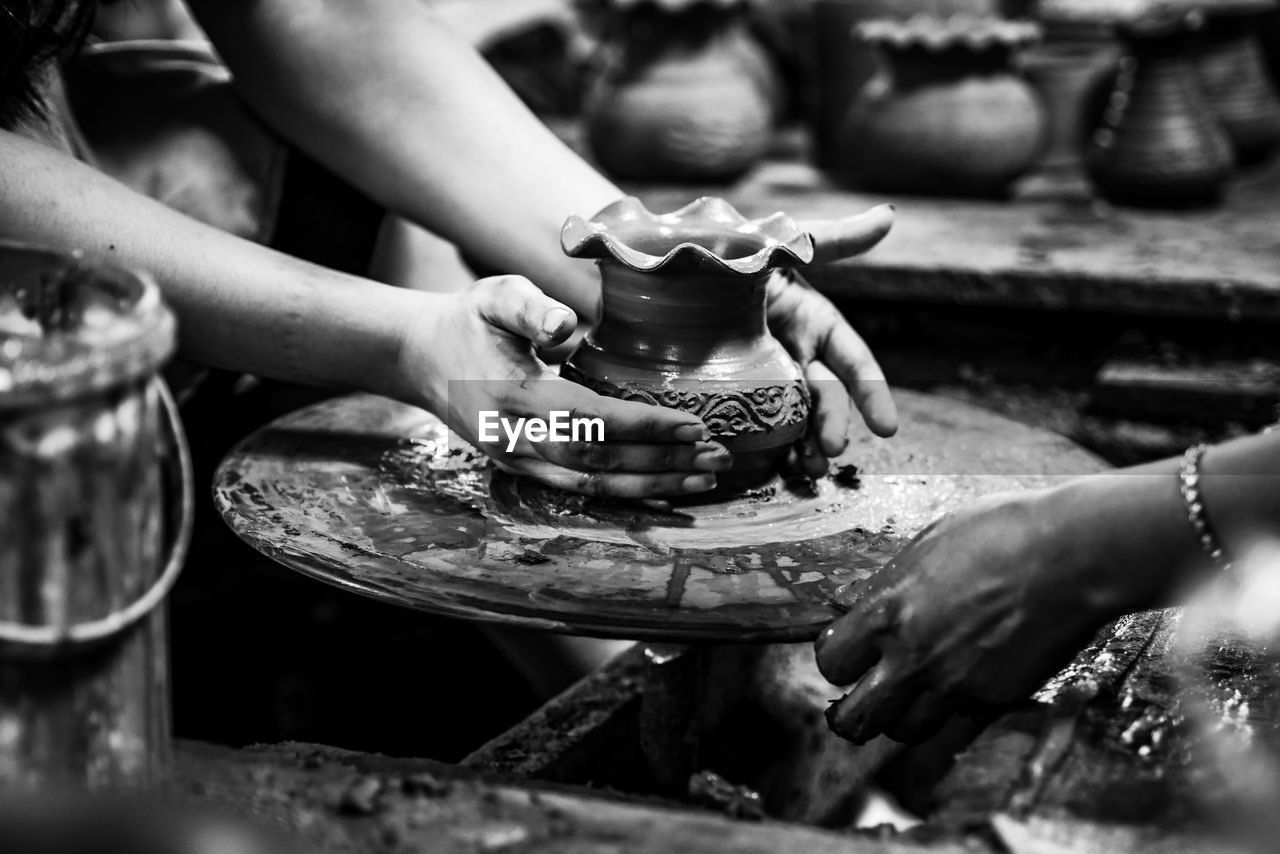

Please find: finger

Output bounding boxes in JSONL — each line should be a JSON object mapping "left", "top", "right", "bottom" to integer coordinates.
{"left": 820, "top": 322, "right": 898, "bottom": 438}
{"left": 535, "top": 438, "right": 733, "bottom": 474}
{"left": 504, "top": 457, "right": 718, "bottom": 499}
{"left": 802, "top": 204, "right": 895, "bottom": 265}
{"left": 473, "top": 431, "right": 541, "bottom": 459}
{"left": 883, "top": 693, "right": 954, "bottom": 745}
{"left": 805, "top": 361, "right": 850, "bottom": 458}
{"left": 783, "top": 442, "right": 803, "bottom": 477}
{"left": 508, "top": 377, "right": 711, "bottom": 443}
{"left": 472, "top": 275, "right": 578, "bottom": 347}
{"left": 797, "top": 434, "right": 827, "bottom": 480}
{"left": 825, "top": 661, "right": 912, "bottom": 745}
{"left": 814, "top": 591, "right": 897, "bottom": 685}
{"left": 953, "top": 700, "right": 1003, "bottom": 721}
{"left": 781, "top": 435, "right": 822, "bottom": 480}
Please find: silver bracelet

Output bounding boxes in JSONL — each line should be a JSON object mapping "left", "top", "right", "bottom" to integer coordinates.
{"left": 1178, "top": 443, "right": 1231, "bottom": 571}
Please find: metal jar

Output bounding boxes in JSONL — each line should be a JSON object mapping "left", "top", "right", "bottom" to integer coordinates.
{"left": 0, "top": 243, "right": 190, "bottom": 790}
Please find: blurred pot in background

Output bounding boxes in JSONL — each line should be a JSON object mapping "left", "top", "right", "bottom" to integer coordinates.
{"left": 837, "top": 16, "right": 1046, "bottom": 198}
{"left": 1264, "top": 8, "right": 1280, "bottom": 86}
{"left": 806, "top": 0, "right": 1007, "bottom": 169}
{"left": 1085, "top": 9, "right": 1233, "bottom": 209}
{"left": 1021, "top": 40, "right": 1119, "bottom": 172}
{"left": 581, "top": 0, "right": 782, "bottom": 183}
{"left": 1193, "top": 7, "right": 1280, "bottom": 166}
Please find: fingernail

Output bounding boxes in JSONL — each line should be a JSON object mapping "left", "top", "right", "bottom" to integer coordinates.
{"left": 542, "top": 308, "right": 572, "bottom": 337}
{"left": 681, "top": 473, "right": 716, "bottom": 493}
{"left": 882, "top": 203, "right": 896, "bottom": 213}
{"left": 832, "top": 581, "right": 856, "bottom": 601}
{"left": 674, "top": 423, "right": 710, "bottom": 442}
{"left": 693, "top": 444, "right": 732, "bottom": 471}
{"left": 828, "top": 583, "right": 859, "bottom": 613}
{"left": 815, "top": 625, "right": 837, "bottom": 653}
{"left": 826, "top": 701, "right": 870, "bottom": 745}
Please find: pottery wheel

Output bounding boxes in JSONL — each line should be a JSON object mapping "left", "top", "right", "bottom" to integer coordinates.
{"left": 213, "top": 390, "right": 1105, "bottom": 642}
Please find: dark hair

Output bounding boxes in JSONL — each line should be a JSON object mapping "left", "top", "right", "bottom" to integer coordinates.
{"left": 0, "top": 0, "right": 96, "bottom": 128}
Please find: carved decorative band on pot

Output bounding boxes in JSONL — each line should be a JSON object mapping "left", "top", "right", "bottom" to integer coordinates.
{"left": 0, "top": 243, "right": 191, "bottom": 791}
{"left": 560, "top": 197, "right": 813, "bottom": 496}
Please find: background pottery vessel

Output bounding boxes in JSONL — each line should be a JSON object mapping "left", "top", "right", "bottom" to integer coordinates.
{"left": 806, "top": 0, "right": 1006, "bottom": 169}
{"left": 1193, "top": 11, "right": 1280, "bottom": 166}
{"left": 560, "top": 197, "right": 813, "bottom": 496}
{"left": 1085, "top": 9, "right": 1234, "bottom": 209}
{"left": 582, "top": 0, "right": 780, "bottom": 183}
{"left": 1264, "top": 9, "right": 1280, "bottom": 87}
{"left": 1021, "top": 40, "right": 1121, "bottom": 172}
{"left": 837, "top": 16, "right": 1047, "bottom": 198}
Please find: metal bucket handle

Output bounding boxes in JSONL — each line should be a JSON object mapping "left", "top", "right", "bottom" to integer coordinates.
{"left": 0, "top": 377, "right": 193, "bottom": 649}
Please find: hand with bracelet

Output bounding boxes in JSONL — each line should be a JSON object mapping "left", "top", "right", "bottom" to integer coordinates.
{"left": 814, "top": 430, "right": 1280, "bottom": 745}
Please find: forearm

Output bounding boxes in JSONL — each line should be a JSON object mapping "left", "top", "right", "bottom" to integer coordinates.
{"left": 188, "top": 0, "right": 617, "bottom": 317}
{"left": 0, "top": 129, "right": 426, "bottom": 399}
{"left": 1048, "top": 431, "right": 1280, "bottom": 619}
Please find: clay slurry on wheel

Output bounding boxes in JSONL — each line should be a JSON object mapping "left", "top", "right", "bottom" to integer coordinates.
{"left": 213, "top": 391, "right": 1104, "bottom": 643}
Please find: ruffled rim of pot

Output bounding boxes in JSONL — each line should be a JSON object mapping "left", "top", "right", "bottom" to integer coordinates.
{"left": 561, "top": 197, "right": 814, "bottom": 276}
{"left": 1035, "top": 0, "right": 1273, "bottom": 25}
{"left": 856, "top": 15, "right": 1043, "bottom": 51}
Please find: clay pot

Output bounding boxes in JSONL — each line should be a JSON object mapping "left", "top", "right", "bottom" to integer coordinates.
{"left": 1264, "top": 10, "right": 1280, "bottom": 87}
{"left": 1193, "top": 13, "right": 1280, "bottom": 166}
{"left": 1021, "top": 41, "right": 1120, "bottom": 172}
{"left": 807, "top": 0, "right": 1006, "bottom": 169}
{"left": 559, "top": 197, "right": 814, "bottom": 494}
{"left": 837, "top": 16, "right": 1048, "bottom": 198}
{"left": 1085, "top": 11, "right": 1234, "bottom": 209}
{"left": 583, "top": 1, "right": 778, "bottom": 183}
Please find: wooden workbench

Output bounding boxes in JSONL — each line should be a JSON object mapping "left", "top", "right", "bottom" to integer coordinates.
{"left": 634, "top": 155, "right": 1280, "bottom": 323}
{"left": 175, "top": 606, "right": 1273, "bottom": 854}
{"left": 176, "top": 740, "right": 960, "bottom": 854}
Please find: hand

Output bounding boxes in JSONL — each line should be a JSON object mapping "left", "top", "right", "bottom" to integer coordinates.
{"left": 398, "top": 275, "right": 731, "bottom": 498}
{"left": 771, "top": 205, "right": 898, "bottom": 478}
{"left": 813, "top": 488, "right": 1120, "bottom": 745}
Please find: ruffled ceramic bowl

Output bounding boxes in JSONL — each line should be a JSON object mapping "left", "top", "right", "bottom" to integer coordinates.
{"left": 560, "top": 197, "right": 813, "bottom": 497}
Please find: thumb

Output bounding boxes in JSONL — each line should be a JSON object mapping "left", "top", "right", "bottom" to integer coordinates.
{"left": 472, "top": 275, "right": 577, "bottom": 347}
